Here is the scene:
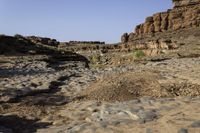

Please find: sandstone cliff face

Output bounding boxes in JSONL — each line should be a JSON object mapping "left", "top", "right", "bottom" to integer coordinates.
{"left": 173, "top": 0, "right": 200, "bottom": 7}
{"left": 121, "top": 0, "right": 200, "bottom": 43}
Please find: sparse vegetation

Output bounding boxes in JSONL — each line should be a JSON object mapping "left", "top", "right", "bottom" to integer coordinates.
{"left": 90, "top": 63, "right": 106, "bottom": 69}
{"left": 90, "top": 54, "right": 101, "bottom": 64}
{"left": 132, "top": 50, "right": 145, "bottom": 58}
{"left": 14, "top": 34, "right": 23, "bottom": 38}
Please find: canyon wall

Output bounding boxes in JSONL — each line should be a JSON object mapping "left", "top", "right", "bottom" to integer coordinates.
{"left": 122, "top": 0, "right": 200, "bottom": 43}
{"left": 173, "top": 0, "right": 200, "bottom": 7}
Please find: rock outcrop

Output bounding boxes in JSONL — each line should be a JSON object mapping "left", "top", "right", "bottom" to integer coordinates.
{"left": 68, "top": 41, "right": 105, "bottom": 45}
{"left": 0, "top": 35, "right": 62, "bottom": 55}
{"left": 121, "top": 33, "right": 129, "bottom": 43}
{"left": 122, "top": 0, "right": 200, "bottom": 43}
{"left": 173, "top": 0, "right": 200, "bottom": 7}
{"left": 26, "top": 36, "right": 60, "bottom": 47}
{"left": 0, "top": 35, "right": 39, "bottom": 55}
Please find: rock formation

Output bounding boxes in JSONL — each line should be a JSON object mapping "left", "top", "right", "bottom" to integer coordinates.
{"left": 68, "top": 41, "right": 105, "bottom": 45}
{"left": 121, "top": 0, "right": 200, "bottom": 43}
{"left": 0, "top": 35, "right": 61, "bottom": 55}
{"left": 121, "top": 33, "right": 129, "bottom": 43}
{"left": 26, "top": 36, "right": 60, "bottom": 47}
{"left": 173, "top": 0, "right": 200, "bottom": 7}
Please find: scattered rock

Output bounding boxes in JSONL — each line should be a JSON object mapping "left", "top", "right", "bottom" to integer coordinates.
{"left": 138, "top": 110, "right": 157, "bottom": 123}
{"left": 178, "top": 128, "right": 188, "bottom": 133}
{"left": 146, "top": 128, "right": 154, "bottom": 133}
{"left": 191, "top": 120, "right": 200, "bottom": 128}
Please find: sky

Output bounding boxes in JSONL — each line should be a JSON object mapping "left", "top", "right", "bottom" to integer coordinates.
{"left": 0, "top": 0, "right": 172, "bottom": 43}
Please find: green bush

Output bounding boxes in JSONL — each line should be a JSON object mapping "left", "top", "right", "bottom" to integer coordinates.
{"left": 132, "top": 50, "right": 145, "bottom": 58}
{"left": 90, "top": 54, "right": 101, "bottom": 64}
{"left": 90, "top": 64, "right": 105, "bottom": 69}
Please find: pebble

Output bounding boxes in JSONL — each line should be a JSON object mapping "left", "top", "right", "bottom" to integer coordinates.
{"left": 178, "top": 128, "right": 188, "bottom": 133}
{"left": 138, "top": 110, "right": 157, "bottom": 122}
{"left": 190, "top": 120, "right": 200, "bottom": 128}
{"left": 85, "top": 117, "right": 92, "bottom": 122}
{"left": 146, "top": 128, "right": 153, "bottom": 133}
{"left": 98, "top": 121, "right": 108, "bottom": 128}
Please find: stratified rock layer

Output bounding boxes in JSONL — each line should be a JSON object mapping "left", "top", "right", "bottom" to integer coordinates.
{"left": 122, "top": 0, "right": 200, "bottom": 43}
{"left": 173, "top": 0, "right": 200, "bottom": 7}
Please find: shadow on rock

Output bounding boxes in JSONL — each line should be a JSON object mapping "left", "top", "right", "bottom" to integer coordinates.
{"left": 0, "top": 115, "right": 51, "bottom": 133}
{"left": 22, "top": 94, "right": 71, "bottom": 106}
{"left": 44, "top": 53, "right": 90, "bottom": 70}
{"left": 0, "top": 68, "right": 52, "bottom": 78}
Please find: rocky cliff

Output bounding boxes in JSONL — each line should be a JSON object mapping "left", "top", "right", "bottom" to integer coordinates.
{"left": 122, "top": 0, "right": 200, "bottom": 43}
{"left": 0, "top": 35, "right": 63, "bottom": 55}
{"left": 173, "top": 0, "right": 200, "bottom": 7}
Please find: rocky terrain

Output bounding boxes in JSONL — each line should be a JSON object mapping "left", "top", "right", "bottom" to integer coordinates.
{"left": 1, "top": 54, "right": 200, "bottom": 133}
{"left": 1, "top": 0, "right": 200, "bottom": 133}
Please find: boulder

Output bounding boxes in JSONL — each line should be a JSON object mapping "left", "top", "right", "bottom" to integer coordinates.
{"left": 121, "top": 33, "right": 129, "bottom": 43}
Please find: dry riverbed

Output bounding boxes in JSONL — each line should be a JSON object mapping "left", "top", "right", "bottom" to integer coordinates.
{"left": 0, "top": 55, "right": 200, "bottom": 133}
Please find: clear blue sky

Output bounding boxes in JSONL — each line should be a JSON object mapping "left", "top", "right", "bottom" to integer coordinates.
{"left": 0, "top": 0, "right": 172, "bottom": 43}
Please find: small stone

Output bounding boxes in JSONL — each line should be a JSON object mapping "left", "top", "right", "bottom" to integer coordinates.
{"left": 129, "top": 106, "right": 144, "bottom": 113}
{"left": 139, "top": 119, "right": 146, "bottom": 124}
{"left": 112, "top": 121, "right": 121, "bottom": 126}
{"left": 30, "top": 82, "right": 38, "bottom": 88}
{"left": 178, "top": 128, "right": 188, "bottom": 133}
{"left": 98, "top": 121, "right": 108, "bottom": 128}
{"left": 118, "top": 112, "right": 127, "bottom": 116}
{"left": 85, "top": 117, "right": 92, "bottom": 122}
{"left": 159, "top": 106, "right": 174, "bottom": 111}
{"left": 191, "top": 120, "right": 200, "bottom": 128}
{"left": 138, "top": 110, "right": 157, "bottom": 122}
{"left": 146, "top": 128, "right": 153, "bottom": 133}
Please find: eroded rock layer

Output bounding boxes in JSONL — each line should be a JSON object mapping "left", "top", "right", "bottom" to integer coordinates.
{"left": 122, "top": 0, "right": 200, "bottom": 43}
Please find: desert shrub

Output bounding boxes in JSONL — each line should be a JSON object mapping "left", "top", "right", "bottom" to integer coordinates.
{"left": 90, "top": 54, "right": 101, "bottom": 64}
{"left": 14, "top": 34, "right": 23, "bottom": 38}
{"left": 90, "top": 64, "right": 105, "bottom": 69}
{"left": 132, "top": 50, "right": 145, "bottom": 58}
